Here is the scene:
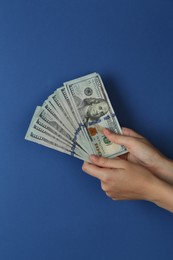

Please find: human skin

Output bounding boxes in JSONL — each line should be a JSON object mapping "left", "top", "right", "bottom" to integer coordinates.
{"left": 104, "top": 128, "right": 173, "bottom": 185}
{"left": 82, "top": 128, "right": 173, "bottom": 213}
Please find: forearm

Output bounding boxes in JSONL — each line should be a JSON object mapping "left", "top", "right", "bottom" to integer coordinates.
{"left": 148, "top": 177, "right": 173, "bottom": 213}
{"left": 154, "top": 157, "right": 173, "bottom": 185}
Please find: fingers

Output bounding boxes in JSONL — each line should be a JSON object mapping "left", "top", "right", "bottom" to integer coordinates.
{"left": 101, "top": 182, "right": 114, "bottom": 199}
{"left": 82, "top": 162, "right": 107, "bottom": 181}
{"left": 122, "top": 127, "right": 143, "bottom": 138}
{"left": 101, "top": 181, "right": 108, "bottom": 192}
{"left": 105, "top": 192, "right": 112, "bottom": 198}
{"left": 82, "top": 163, "right": 113, "bottom": 197}
{"left": 89, "top": 154, "right": 125, "bottom": 169}
{"left": 82, "top": 162, "right": 124, "bottom": 201}
{"left": 102, "top": 128, "right": 137, "bottom": 149}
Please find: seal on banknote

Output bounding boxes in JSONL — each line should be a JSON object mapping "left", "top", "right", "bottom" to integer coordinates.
{"left": 84, "top": 87, "right": 93, "bottom": 96}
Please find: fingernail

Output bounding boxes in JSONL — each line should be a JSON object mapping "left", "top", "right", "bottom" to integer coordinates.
{"left": 82, "top": 163, "right": 88, "bottom": 171}
{"left": 103, "top": 128, "right": 111, "bottom": 135}
{"left": 90, "top": 154, "right": 98, "bottom": 161}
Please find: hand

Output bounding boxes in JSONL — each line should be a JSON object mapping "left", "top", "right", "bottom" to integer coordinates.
{"left": 82, "top": 156, "right": 157, "bottom": 201}
{"left": 103, "top": 128, "right": 173, "bottom": 185}
{"left": 82, "top": 155, "right": 173, "bottom": 213}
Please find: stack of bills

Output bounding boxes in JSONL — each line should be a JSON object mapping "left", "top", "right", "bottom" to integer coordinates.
{"left": 25, "top": 73, "right": 127, "bottom": 161}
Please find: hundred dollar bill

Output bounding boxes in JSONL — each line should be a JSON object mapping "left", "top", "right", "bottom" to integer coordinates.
{"left": 46, "top": 90, "right": 92, "bottom": 154}
{"left": 65, "top": 72, "right": 127, "bottom": 158}
{"left": 26, "top": 129, "right": 88, "bottom": 161}
{"left": 25, "top": 107, "right": 89, "bottom": 161}
{"left": 47, "top": 93, "right": 76, "bottom": 134}
{"left": 32, "top": 117, "right": 88, "bottom": 159}
{"left": 58, "top": 87, "right": 95, "bottom": 155}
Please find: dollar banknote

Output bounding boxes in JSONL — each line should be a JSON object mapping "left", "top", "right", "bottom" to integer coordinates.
{"left": 65, "top": 73, "right": 127, "bottom": 158}
{"left": 25, "top": 73, "right": 127, "bottom": 161}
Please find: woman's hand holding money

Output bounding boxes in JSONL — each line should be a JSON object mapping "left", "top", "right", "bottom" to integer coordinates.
{"left": 103, "top": 128, "right": 173, "bottom": 185}
{"left": 82, "top": 128, "right": 173, "bottom": 213}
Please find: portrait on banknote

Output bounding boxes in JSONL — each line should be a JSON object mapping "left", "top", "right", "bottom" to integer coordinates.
{"left": 74, "top": 95, "right": 109, "bottom": 123}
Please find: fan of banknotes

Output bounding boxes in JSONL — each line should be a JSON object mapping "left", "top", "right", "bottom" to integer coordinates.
{"left": 25, "top": 73, "right": 127, "bottom": 161}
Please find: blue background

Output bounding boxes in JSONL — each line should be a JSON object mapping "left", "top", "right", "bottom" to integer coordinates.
{"left": 0, "top": 0, "right": 173, "bottom": 259}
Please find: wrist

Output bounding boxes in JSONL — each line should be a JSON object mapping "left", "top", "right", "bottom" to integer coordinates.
{"left": 143, "top": 174, "right": 161, "bottom": 202}
{"left": 154, "top": 156, "right": 173, "bottom": 184}
{"left": 146, "top": 176, "right": 173, "bottom": 213}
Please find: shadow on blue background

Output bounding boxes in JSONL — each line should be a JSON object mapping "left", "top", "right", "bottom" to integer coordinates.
{"left": 0, "top": 0, "right": 173, "bottom": 259}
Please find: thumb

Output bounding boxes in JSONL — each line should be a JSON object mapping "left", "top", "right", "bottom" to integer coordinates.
{"left": 102, "top": 128, "right": 135, "bottom": 149}
{"left": 122, "top": 127, "right": 143, "bottom": 138}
